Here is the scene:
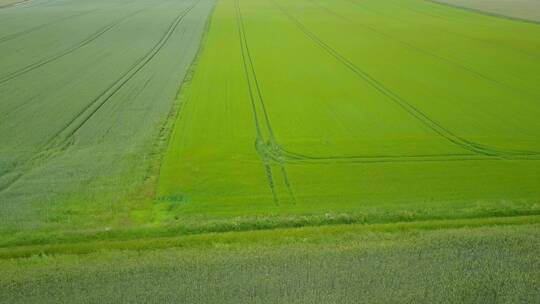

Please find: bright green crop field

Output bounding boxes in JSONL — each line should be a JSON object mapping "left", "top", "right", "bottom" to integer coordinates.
{"left": 1, "top": 0, "right": 540, "bottom": 302}
{"left": 158, "top": 0, "right": 540, "bottom": 223}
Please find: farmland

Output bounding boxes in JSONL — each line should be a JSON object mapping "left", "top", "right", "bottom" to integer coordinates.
{"left": 1, "top": 0, "right": 540, "bottom": 302}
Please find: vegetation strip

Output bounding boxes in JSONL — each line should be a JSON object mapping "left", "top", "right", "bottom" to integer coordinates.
{"left": 0, "top": 215, "right": 538, "bottom": 259}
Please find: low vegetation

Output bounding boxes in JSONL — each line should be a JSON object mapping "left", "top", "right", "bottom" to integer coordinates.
{"left": 2, "top": 223, "right": 539, "bottom": 303}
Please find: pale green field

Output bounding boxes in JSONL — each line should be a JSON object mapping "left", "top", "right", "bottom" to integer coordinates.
{"left": 0, "top": 0, "right": 215, "bottom": 236}
{"left": 2, "top": 222, "right": 539, "bottom": 303}
{"left": 434, "top": 0, "right": 540, "bottom": 22}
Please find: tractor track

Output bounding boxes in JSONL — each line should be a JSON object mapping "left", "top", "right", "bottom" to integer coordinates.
{"left": 46, "top": 0, "right": 200, "bottom": 150}
{"left": 236, "top": 0, "right": 296, "bottom": 205}
{"left": 257, "top": 142, "right": 505, "bottom": 165}
{"left": 236, "top": 0, "right": 278, "bottom": 204}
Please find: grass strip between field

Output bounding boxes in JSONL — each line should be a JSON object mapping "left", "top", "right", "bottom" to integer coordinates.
{"left": 1, "top": 214, "right": 538, "bottom": 259}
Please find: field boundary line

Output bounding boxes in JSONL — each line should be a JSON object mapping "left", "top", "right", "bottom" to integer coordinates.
{"left": 153, "top": 0, "right": 218, "bottom": 200}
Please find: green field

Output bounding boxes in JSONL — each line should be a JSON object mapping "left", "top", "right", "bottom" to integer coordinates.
{"left": 1, "top": 0, "right": 540, "bottom": 302}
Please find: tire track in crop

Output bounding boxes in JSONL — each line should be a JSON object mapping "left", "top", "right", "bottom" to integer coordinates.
{"left": 236, "top": 0, "right": 278, "bottom": 204}
{"left": 0, "top": 0, "right": 199, "bottom": 193}
{"left": 0, "top": 7, "right": 146, "bottom": 86}
{"left": 0, "top": 8, "right": 99, "bottom": 45}
{"left": 276, "top": 147, "right": 500, "bottom": 164}
{"left": 271, "top": 0, "right": 540, "bottom": 161}
{"left": 236, "top": 0, "right": 296, "bottom": 205}
{"left": 256, "top": 140, "right": 506, "bottom": 164}
{"left": 306, "top": 0, "right": 540, "bottom": 102}
{"left": 0, "top": 0, "right": 176, "bottom": 120}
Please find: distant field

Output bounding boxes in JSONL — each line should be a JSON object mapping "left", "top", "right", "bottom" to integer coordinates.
{"left": 158, "top": 0, "right": 540, "bottom": 226}
{"left": 433, "top": 0, "right": 540, "bottom": 22}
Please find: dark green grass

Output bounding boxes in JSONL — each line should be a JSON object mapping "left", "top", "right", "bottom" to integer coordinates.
{"left": 1, "top": 223, "right": 539, "bottom": 303}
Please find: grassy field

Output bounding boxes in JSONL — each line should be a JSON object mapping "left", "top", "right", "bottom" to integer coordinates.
{"left": 2, "top": 222, "right": 539, "bottom": 303}
{"left": 434, "top": 0, "right": 540, "bottom": 22}
{"left": 0, "top": 0, "right": 538, "bottom": 246}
